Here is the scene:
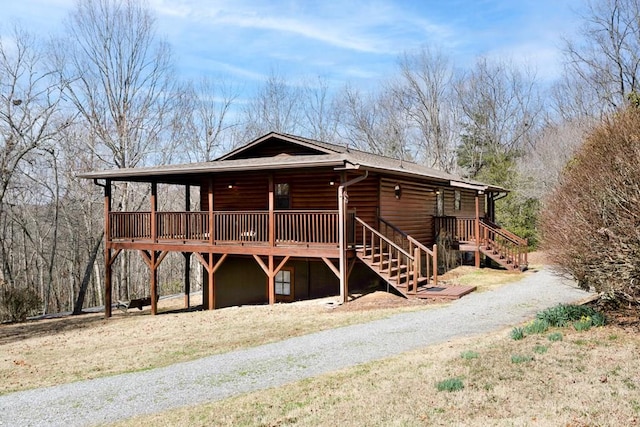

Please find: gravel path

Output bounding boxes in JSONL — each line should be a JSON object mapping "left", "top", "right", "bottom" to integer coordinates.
{"left": 0, "top": 268, "right": 590, "bottom": 426}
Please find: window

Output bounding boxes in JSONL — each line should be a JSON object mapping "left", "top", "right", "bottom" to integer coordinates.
{"left": 275, "top": 183, "right": 290, "bottom": 209}
{"left": 275, "top": 268, "right": 294, "bottom": 301}
{"left": 454, "top": 190, "right": 461, "bottom": 211}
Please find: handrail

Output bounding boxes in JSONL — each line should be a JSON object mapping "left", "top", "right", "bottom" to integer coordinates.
{"left": 481, "top": 218, "right": 527, "bottom": 246}
{"left": 479, "top": 221, "right": 528, "bottom": 268}
{"left": 479, "top": 221, "right": 526, "bottom": 248}
{"left": 356, "top": 217, "right": 412, "bottom": 260}
{"left": 378, "top": 216, "right": 408, "bottom": 238}
{"left": 407, "top": 236, "right": 434, "bottom": 256}
{"left": 358, "top": 216, "right": 438, "bottom": 293}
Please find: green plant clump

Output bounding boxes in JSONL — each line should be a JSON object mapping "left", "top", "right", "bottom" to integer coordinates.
{"left": 436, "top": 377, "right": 464, "bottom": 392}
{"left": 511, "top": 355, "right": 534, "bottom": 364}
{"left": 524, "top": 319, "right": 550, "bottom": 335}
{"left": 510, "top": 327, "right": 525, "bottom": 340}
{"left": 536, "top": 304, "right": 605, "bottom": 328}
{"left": 533, "top": 345, "right": 548, "bottom": 354}
{"left": 460, "top": 351, "right": 479, "bottom": 360}
{"left": 548, "top": 332, "right": 563, "bottom": 342}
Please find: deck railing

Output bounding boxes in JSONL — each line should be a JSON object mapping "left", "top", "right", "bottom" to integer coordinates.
{"left": 434, "top": 216, "right": 528, "bottom": 269}
{"left": 434, "top": 216, "right": 476, "bottom": 242}
{"left": 109, "top": 210, "right": 340, "bottom": 246}
{"left": 157, "top": 212, "right": 209, "bottom": 240}
{"left": 110, "top": 212, "right": 152, "bottom": 240}
{"left": 275, "top": 210, "right": 339, "bottom": 244}
{"left": 215, "top": 211, "right": 269, "bottom": 243}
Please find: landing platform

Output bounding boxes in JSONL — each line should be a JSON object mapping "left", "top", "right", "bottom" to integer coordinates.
{"left": 415, "top": 285, "right": 477, "bottom": 300}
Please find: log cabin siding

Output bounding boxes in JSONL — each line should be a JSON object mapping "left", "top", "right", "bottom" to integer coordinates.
{"left": 199, "top": 169, "right": 341, "bottom": 211}
{"left": 345, "top": 173, "right": 379, "bottom": 228}
{"left": 199, "top": 173, "right": 269, "bottom": 211}
{"left": 274, "top": 169, "right": 338, "bottom": 210}
{"left": 439, "top": 188, "right": 486, "bottom": 217}
{"left": 379, "top": 178, "right": 436, "bottom": 245}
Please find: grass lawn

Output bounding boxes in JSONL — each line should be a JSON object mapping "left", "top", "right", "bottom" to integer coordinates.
{"left": 3, "top": 260, "right": 639, "bottom": 425}
{"left": 112, "top": 323, "right": 640, "bottom": 426}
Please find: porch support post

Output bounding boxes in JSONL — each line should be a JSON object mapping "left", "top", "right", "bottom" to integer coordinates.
{"left": 104, "top": 179, "right": 112, "bottom": 318}
{"left": 151, "top": 182, "right": 157, "bottom": 243}
{"left": 184, "top": 185, "right": 191, "bottom": 308}
{"left": 475, "top": 192, "right": 481, "bottom": 268}
{"left": 207, "top": 255, "right": 214, "bottom": 309}
{"left": 268, "top": 255, "right": 275, "bottom": 304}
{"left": 208, "top": 179, "right": 214, "bottom": 245}
{"left": 338, "top": 185, "right": 347, "bottom": 303}
{"left": 150, "top": 250, "right": 158, "bottom": 315}
{"left": 268, "top": 174, "right": 275, "bottom": 247}
{"left": 183, "top": 252, "right": 191, "bottom": 308}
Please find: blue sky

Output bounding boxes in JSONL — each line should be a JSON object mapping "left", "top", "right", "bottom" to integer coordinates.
{"left": 3, "top": 0, "right": 585, "bottom": 93}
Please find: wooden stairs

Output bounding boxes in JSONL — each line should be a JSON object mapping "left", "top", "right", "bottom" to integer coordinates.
{"left": 474, "top": 220, "right": 528, "bottom": 271}
{"left": 354, "top": 217, "right": 475, "bottom": 300}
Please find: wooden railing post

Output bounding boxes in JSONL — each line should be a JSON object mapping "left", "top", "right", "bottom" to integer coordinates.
{"left": 432, "top": 244, "right": 438, "bottom": 286}
{"left": 151, "top": 182, "right": 157, "bottom": 243}
{"left": 269, "top": 175, "right": 275, "bottom": 247}
{"left": 208, "top": 180, "right": 214, "bottom": 245}
{"left": 413, "top": 247, "right": 420, "bottom": 294}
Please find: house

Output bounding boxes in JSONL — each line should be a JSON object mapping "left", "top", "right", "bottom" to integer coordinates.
{"left": 80, "top": 132, "right": 528, "bottom": 317}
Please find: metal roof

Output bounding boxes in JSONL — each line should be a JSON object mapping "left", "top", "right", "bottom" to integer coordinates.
{"left": 78, "top": 132, "right": 506, "bottom": 192}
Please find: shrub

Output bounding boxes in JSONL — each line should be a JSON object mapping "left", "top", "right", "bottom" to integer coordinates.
{"left": 0, "top": 283, "right": 41, "bottom": 322}
{"left": 541, "top": 107, "right": 640, "bottom": 306}
{"left": 436, "top": 377, "right": 464, "bottom": 392}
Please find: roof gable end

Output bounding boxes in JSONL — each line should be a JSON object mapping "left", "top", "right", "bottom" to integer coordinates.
{"left": 217, "top": 132, "right": 340, "bottom": 161}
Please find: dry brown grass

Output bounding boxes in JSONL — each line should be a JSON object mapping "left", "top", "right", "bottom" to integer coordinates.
{"left": 0, "top": 292, "right": 436, "bottom": 394}
{"left": 115, "top": 324, "right": 640, "bottom": 427}
{"left": 0, "top": 265, "right": 534, "bottom": 395}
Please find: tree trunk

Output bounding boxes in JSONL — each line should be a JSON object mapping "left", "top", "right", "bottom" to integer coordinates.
{"left": 73, "top": 233, "right": 103, "bottom": 315}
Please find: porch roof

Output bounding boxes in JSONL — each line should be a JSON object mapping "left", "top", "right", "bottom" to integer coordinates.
{"left": 78, "top": 132, "right": 505, "bottom": 192}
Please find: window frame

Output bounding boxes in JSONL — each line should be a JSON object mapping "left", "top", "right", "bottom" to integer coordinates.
{"left": 275, "top": 182, "right": 290, "bottom": 209}
{"left": 274, "top": 267, "right": 294, "bottom": 302}
{"left": 454, "top": 190, "right": 461, "bottom": 211}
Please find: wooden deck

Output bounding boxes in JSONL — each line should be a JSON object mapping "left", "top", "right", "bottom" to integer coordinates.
{"left": 415, "top": 285, "right": 477, "bottom": 300}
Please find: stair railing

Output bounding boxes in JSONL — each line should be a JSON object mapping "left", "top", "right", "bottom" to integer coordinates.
{"left": 479, "top": 220, "right": 528, "bottom": 269}
{"left": 376, "top": 217, "right": 438, "bottom": 293}
{"left": 356, "top": 217, "right": 415, "bottom": 290}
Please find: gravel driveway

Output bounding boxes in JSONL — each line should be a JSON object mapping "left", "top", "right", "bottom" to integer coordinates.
{"left": 0, "top": 268, "right": 590, "bottom": 426}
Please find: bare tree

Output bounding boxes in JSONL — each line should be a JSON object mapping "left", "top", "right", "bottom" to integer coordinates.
{"left": 173, "top": 77, "right": 238, "bottom": 163}
{"left": 0, "top": 25, "right": 65, "bottom": 286}
{"left": 55, "top": 0, "right": 177, "bottom": 301}
{"left": 455, "top": 57, "right": 542, "bottom": 180}
{"left": 300, "top": 76, "right": 340, "bottom": 142}
{"left": 240, "top": 70, "right": 303, "bottom": 140}
{"left": 562, "top": 0, "right": 640, "bottom": 118}
{"left": 396, "top": 47, "right": 459, "bottom": 172}
{"left": 337, "top": 84, "right": 413, "bottom": 159}
{"left": 58, "top": 0, "right": 175, "bottom": 170}
{"left": 519, "top": 117, "right": 595, "bottom": 200}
